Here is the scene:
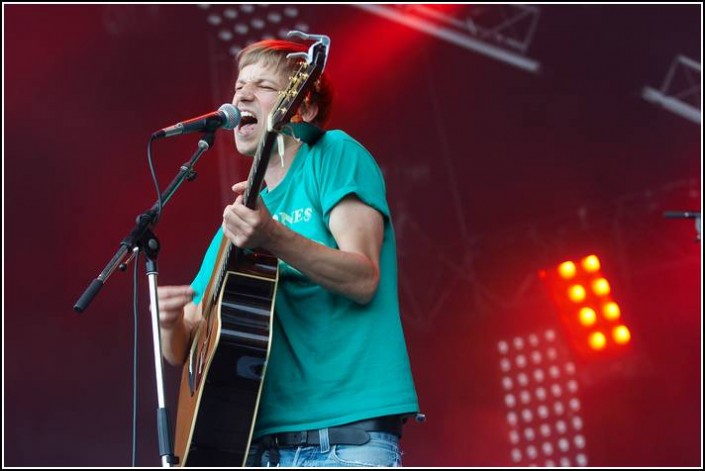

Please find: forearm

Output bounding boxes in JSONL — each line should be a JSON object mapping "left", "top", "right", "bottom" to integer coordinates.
{"left": 160, "top": 302, "right": 199, "bottom": 366}
{"left": 265, "top": 222, "right": 380, "bottom": 304}
{"left": 161, "top": 322, "right": 190, "bottom": 366}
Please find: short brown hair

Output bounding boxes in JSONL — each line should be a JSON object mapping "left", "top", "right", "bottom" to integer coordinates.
{"left": 237, "top": 39, "right": 333, "bottom": 127}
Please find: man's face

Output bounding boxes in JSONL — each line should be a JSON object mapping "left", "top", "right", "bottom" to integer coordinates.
{"left": 232, "top": 61, "right": 286, "bottom": 157}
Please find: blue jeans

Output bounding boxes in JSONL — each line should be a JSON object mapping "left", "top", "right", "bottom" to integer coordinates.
{"left": 246, "top": 431, "right": 402, "bottom": 467}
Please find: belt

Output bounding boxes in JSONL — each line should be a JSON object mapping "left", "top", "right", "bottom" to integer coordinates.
{"left": 266, "top": 415, "right": 404, "bottom": 447}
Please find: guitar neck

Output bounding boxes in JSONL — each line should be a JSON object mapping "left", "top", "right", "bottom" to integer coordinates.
{"left": 243, "top": 130, "right": 278, "bottom": 209}
{"left": 219, "top": 130, "right": 278, "bottom": 274}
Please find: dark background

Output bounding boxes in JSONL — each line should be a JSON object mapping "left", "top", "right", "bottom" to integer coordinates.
{"left": 4, "top": 4, "right": 701, "bottom": 467}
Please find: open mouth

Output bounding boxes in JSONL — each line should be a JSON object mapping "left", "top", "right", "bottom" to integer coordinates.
{"left": 238, "top": 110, "right": 258, "bottom": 134}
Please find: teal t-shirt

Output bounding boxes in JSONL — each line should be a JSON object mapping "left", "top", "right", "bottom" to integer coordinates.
{"left": 190, "top": 130, "right": 418, "bottom": 436}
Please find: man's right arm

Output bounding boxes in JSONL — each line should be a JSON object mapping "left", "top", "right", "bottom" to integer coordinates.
{"left": 158, "top": 285, "right": 202, "bottom": 366}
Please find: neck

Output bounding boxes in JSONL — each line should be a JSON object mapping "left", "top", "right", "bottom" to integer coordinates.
{"left": 264, "top": 135, "right": 302, "bottom": 191}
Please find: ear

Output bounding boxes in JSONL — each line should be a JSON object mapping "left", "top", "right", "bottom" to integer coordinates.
{"left": 297, "top": 100, "right": 319, "bottom": 124}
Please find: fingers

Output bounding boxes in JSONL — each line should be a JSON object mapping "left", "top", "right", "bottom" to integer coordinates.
{"left": 157, "top": 286, "right": 194, "bottom": 330}
{"left": 222, "top": 193, "right": 271, "bottom": 249}
{"left": 158, "top": 285, "right": 194, "bottom": 297}
{"left": 223, "top": 196, "right": 250, "bottom": 227}
{"left": 232, "top": 181, "right": 248, "bottom": 195}
{"left": 159, "top": 297, "right": 192, "bottom": 312}
{"left": 222, "top": 205, "right": 241, "bottom": 247}
{"left": 157, "top": 285, "right": 194, "bottom": 311}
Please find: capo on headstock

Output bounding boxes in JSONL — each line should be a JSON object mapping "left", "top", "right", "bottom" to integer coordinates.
{"left": 286, "top": 30, "right": 331, "bottom": 68}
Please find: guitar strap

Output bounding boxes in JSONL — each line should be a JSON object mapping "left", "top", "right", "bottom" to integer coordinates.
{"left": 280, "top": 121, "right": 326, "bottom": 145}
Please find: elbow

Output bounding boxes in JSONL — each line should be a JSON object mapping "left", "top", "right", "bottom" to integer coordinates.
{"left": 352, "top": 268, "right": 380, "bottom": 305}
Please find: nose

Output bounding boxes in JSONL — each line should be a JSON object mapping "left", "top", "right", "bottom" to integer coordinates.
{"left": 234, "top": 84, "right": 256, "bottom": 106}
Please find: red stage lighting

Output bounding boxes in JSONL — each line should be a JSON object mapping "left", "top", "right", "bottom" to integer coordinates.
{"left": 540, "top": 255, "right": 632, "bottom": 358}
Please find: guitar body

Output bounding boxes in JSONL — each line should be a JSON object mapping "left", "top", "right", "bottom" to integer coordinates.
{"left": 174, "top": 246, "right": 278, "bottom": 466}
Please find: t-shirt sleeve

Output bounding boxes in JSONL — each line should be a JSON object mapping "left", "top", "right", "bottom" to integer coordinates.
{"left": 316, "top": 134, "right": 390, "bottom": 225}
{"left": 190, "top": 227, "right": 224, "bottom": 305}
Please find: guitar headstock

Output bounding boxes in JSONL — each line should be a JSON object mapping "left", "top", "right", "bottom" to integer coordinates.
{"left": 267, "top": 31, "right": 330, "bottom": 133}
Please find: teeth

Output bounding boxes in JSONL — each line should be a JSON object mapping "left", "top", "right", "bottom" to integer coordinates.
{"left": 238, "top": 110, "right": 257, "bottom": 129}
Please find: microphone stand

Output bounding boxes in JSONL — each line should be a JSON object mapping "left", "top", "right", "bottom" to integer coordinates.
{"left": 74, "top": 132, "right": 216, "bottom": 467}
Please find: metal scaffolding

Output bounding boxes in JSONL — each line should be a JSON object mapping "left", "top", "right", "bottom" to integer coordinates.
{"left": 642, "top": 54, "right": 701, "bottom": 124}
{"left": 354, "top": 4, "right": 541, "bottom": 73}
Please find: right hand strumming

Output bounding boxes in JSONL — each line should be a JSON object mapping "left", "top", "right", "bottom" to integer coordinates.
{"left": 157, "top": 285, "right": 195, "bottom": 330}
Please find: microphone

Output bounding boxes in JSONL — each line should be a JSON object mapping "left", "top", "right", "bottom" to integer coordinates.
{"left": 152, "top": 104, "right": 240, "bottom": 139}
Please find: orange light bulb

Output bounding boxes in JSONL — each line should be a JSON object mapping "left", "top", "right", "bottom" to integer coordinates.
{"left": 568, "top": 285, "right": 587, "bottom": 303}
{"left": 613, "top": 325, "right": 631, "bottom": 344}
{"left": 579, "top": 307, "right": 597, "bottom": 326}
{"left": 603, "top": 302, "right": 621, "bottom": 321}
{"left": 588, "top": 331, "right": 607, "bottom": 350}
{"left": 581, "top": 255, "right": 601, "bottom": 273}
{"left": 592, "top": 278, "right": 611, "bottom": 296}
{"left": 558, "top": 261, "right": 577, "bottom": 279}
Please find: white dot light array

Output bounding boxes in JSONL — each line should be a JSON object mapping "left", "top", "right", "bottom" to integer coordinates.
{"left": 497, "top": 329, "right": 588, "bottom": 467}
{"left": 198, "top": 4, "right": 311, "bottom": 57}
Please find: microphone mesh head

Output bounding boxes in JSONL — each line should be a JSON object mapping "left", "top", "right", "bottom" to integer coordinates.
{"left": 219, "top": 103, "right": 241, "bottom": 130}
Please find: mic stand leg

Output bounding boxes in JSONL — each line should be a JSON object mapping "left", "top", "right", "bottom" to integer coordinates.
{"left": 140, "top": 229, "right": 178, "bottom": 466}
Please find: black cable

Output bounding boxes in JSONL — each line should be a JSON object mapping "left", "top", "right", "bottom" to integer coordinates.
{"left": 147, "top": 136, "right": 162, "bottom": 223}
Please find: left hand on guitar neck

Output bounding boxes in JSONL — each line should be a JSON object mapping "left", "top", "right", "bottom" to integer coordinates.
{"left": 222, "top": 182, "right": 276, "bottom": 250}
